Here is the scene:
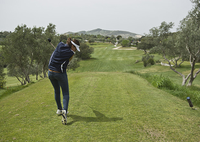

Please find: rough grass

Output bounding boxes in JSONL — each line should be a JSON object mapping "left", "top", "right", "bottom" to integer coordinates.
{"left": 129, "top": 71, "right": 200, "bottom": 108}
{"left": 1, "top": 73, "right": 200, "bottom": 141}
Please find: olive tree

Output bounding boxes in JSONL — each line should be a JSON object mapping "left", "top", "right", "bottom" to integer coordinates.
{"left": 2, "top": 23, "right": 59, "bottom": 85}
{"left": 176, "top": 0, "right": 200, "bottom": 86}
{"left": 146, "top": 21, "right": 189, "bottom": 85}
{"left": 137, "top": 36, "right": 155, "bottom": 54}
{"left": 148, "top": 0, "right": 200, "bottom": 86}
{"left": 2, "top": 25, "right": 35, "bottom": 85}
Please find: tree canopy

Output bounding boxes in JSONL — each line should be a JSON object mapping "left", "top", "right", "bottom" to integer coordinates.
{"left": 1, "top": 24, "right": 97, "bottom": 85}
{"left": 139, "top": 0, "right": 200, "bottom": 86}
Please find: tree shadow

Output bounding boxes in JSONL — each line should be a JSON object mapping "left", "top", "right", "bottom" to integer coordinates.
{"left": 67, "top": 109, "right": 123, "bottom": 125}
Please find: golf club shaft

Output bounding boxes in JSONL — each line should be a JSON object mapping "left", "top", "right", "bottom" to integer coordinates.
{"left": 50, "top": 42, "right": 56, "bottom": 49}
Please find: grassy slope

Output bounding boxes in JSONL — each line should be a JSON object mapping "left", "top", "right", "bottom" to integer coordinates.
{"left": 1, "top": 73, "right": 200, "bottom": 141}
{"left": 1, "top": 44, "right": 200, "bottom": 141}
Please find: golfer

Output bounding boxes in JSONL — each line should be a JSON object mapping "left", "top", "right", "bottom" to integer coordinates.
{"left": 48, "top": 38, "right": 80, "bottom": 124}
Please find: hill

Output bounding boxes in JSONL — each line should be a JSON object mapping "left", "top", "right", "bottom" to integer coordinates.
{"left": 64, "top": 28, "right": 142, "bottom": 38}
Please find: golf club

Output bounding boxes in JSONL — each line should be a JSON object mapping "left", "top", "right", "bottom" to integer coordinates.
{"left": 48, "top": 38, "right": 56, "bottom": 49}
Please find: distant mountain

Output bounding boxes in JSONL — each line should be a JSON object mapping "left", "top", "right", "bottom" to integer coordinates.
{"left": 64, "top": 28, "right": 142, "bottom": 38}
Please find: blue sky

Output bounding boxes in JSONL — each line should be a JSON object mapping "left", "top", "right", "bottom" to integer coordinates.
{"left": 0, "top": 0, "right": 193, "bottom": 35}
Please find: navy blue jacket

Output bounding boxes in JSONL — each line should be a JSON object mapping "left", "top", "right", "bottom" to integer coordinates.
{"left": 48, "top": 42, "right": 74, "bottom": 73}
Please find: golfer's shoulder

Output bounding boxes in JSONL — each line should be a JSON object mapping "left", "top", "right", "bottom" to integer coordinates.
{"left": 57, "top": 42, "right": 71, "bottom": 52}
{"left": 57, "top": 42, "right": 68, "bottom": 48}
{"left": 63, "top": 46, "right": 74, "bottom": 54}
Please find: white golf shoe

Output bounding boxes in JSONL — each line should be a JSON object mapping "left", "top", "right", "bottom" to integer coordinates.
{"left": 56, "top": 109, "right": 62, "bottom": 115}
{"left": 61, "top": 110, "right": 67, "bottom": 125}
{"left": 56, "top": 109, "right": 69, "bottom": 115}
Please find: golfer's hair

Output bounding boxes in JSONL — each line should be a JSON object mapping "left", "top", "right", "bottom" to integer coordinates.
{"left": 67, "top": 38, "right": 80, "bottom": 48}
{"left": 73, "top": 39, "right": 80, "bottom": 46}
{"left": 67, "top": 38, "right": 72, "bottom": 48}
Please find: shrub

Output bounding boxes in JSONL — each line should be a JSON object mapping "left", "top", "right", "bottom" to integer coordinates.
{"left": 67, "top": 57, "right": 80, "bottom": 71}
{"left": 88, "top": 39, "right": 95, "bottom": 44}
{"left": 143, "top": 60, "right": 148, "bottom": 67}
{"left": 121, "top": 40, "right": 130, "bottom": 47}
{"left": 155, "top": 60, "right": 161, "bottom": 63}
{"left": 142, "top": 54, "right": 155, "bottom": 67}
{"left": 151, "top": 75, "right": 175, "bottom": 90}
{"left": 0, "top": 78, "right": 6, "bottom": 89}
{"left": 75, "top": 43, "right": 94, "bottom": 60}
{"left": 128, "top": 71, "right": 174, "bottom": 90}
{"left": 148, "top": 58, "right": 155, "bottom": 65}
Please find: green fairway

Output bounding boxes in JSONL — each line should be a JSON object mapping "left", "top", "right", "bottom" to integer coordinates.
{"left": 71, "top": 46, "right": 145, "bottom": 72}
{"left": 1, "top": 43, "right": 200, "bottom": 141}
{"left": 71, "top": 45, "right": 200, "bottom": 87}
{"left": 1, "top": 73, "right": 200, "bottom": 141}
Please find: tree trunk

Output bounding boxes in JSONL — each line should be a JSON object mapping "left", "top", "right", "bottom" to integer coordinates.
{"left": 186, "top": 55, "right": 196, "bottom": 86}
{"left": 186, "top": 56, "right": 200, "bottom": 86}
{"left": 26, "top": 75, "right": 30, "bottom": 83}
{"left": 22, "top": 77, "right": 26, "bottom": 85}
{"left": 178, "top": 60, "right": 184, "bottom": 67}
{"left": 35, "top": 62, "right": 41, "bottom": 80}
{"left": 163, "top": 54, "right": 190, "bottom": 86}
{"left": 43, "top": 70, "right": 47, "bottom": 78}
{"left": 182, "top": 73, "right": 191, "bottom": 86}
{"left": 36, "top": 73, "right": 38, "bottom": 80}
{"left": 187, "top": 78, "right": 194, "bottom": 86}
{"left": 16, "top": 76, "right": 24, "bottom": 85}
{"left": 182, "top": 76, "right": 187, "bottom": 86}
{"left": 42, "top": 64, "right": 47, "bottom": 78}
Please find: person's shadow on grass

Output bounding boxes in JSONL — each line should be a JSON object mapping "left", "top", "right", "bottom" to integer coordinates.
{"left": 67, "top": 109, "right": 123, "bottom": 125}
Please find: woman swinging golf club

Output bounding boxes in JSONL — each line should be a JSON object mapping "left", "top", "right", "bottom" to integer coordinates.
{"left": 48, "top": 38, "right": 80, "bottom": 125}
